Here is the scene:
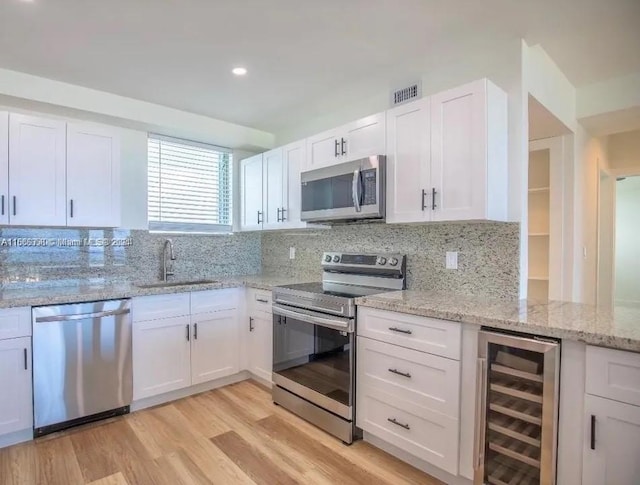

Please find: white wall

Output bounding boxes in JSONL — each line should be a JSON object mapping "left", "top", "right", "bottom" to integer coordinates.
{"left": 608, "top": 129, "right": 640, "bottom": 173}
{"left": 615, "top": 176, "right": 640, "bottom": 306}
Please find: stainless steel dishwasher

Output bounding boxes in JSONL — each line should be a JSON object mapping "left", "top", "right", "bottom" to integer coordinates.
{"left": 32, "top": 299, "right": 132, "bottom": 437}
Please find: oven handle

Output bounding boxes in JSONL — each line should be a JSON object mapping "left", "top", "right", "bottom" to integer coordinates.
{"left": 272, "top": 304, "right": 354, "bottom": 333}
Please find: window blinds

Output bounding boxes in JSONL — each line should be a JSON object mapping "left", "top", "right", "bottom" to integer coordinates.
{"left": 148, "top": 134, "right": 233, "bottom": 232}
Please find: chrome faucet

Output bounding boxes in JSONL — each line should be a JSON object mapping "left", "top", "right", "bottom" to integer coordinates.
{"left": 162, "top": 239, "right": 176, "bottom": 281}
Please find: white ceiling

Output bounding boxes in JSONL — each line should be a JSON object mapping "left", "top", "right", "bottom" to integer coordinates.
{"left": 0, "top": 0, "right": 639, "bottom": 132}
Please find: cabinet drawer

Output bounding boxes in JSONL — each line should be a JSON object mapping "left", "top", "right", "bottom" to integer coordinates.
{"left": 586, "top": 345, "right": 640, "bottom": 406}
{"left": 357, "top": 336, "right": 460, "bottom": 418}
{"left": 191, "top": 288, "right": 238, "bottom": 315}
{"left": 357, "top": 307, "right": 461, "bottom": 360}
{"left": 247, "top": 289, "right": 272, "bottom": 314}
{"left": 0, "top": 307, "right": 31, "bottom": 339}
{"left": 357, "top": 387, "right": 459, "bottom": 475}
{"left": 132, "top": 293, "right": 190, "bottom": 322}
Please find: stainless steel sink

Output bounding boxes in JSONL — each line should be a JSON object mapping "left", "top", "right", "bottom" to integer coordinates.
{"left": 135, "top": 279, "right": 219, "bottom": 289}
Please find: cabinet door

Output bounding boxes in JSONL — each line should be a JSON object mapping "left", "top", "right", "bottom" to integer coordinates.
{"left": 430, "top": 80, "right": 487, "bottom": 221}
{"left": 583, "top": 394, "right": 640, "bottom": 485}
{"left": 132, "top": 315, "right": 191, "bottom": 400}
{"left": 191, "top": 310, "right": 240, "bottom": 385}
{"left": 343, "top": 112, "right": 386, "bottom": 162}
{"left": 8, "top": 113, "right": 66, "bottom": 226}
{"left": 386, "top": 99, "right": 431, "bottom": 223}
{"left": 0, "top": 337, "right": 32, "bottom": 435}
{"left": 281, "top": 140, "right": 306, "bottom": 228}
{"left": 305, "top": 128, "right": 341, "bottom": 170}
{"left": 248, "top": 313, "right": 273, "bottom": 383}
{"left": 0, "top": 112, "right": 8, "bottom": 225}
{"left": 240, "top": 154, "right": 264, "bottom": 231}
{"left": 67, "top": 123, "right": 121, "bottom": 227}
{"left": 262, "top": 148, "right": 285, "bottom": 229}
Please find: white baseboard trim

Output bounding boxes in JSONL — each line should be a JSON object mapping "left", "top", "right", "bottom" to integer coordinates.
{"left": 364, "top": 432, "right": 472, "bottom": 485}
{"left": 0, "top": 428, "right": 32, "bottom": 449}
{"left": 248, "top": 372, "right": 272, "bottom": 389}
{"left": 131, "top": 371, "right": 251, "bottom": 412}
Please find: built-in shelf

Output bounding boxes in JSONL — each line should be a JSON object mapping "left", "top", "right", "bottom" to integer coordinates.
{"left": 528, "top": 187, "right": 550, "bottom": 193}
{"left": 528, "top": 276, "right": 549, "bottom": 281}
{"left": 528, "top": 233, "right": 549, "bottom": 237}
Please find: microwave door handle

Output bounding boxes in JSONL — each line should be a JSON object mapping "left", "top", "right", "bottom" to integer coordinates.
{"left": 352, "top": 169, "right": 362, "bottom": 212}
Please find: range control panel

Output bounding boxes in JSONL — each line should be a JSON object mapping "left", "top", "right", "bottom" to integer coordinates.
{"left": 322, "top": 252, "right": 404, "bottom": 268}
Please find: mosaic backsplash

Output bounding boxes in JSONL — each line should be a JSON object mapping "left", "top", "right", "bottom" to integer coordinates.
{"left": 261, "top": 222, "right": 520, "bottom": 300}
{"left": 0, "top": 228, "right": 261, "bottom": 287}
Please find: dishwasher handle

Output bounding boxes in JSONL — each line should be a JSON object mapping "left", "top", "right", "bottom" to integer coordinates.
{"left": 35, "top": 308, "right": 130, "bottom": 323}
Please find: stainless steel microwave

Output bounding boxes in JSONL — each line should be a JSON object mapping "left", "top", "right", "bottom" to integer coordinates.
{"left": 300, "top": 156, "right": 386, "bottom": 223}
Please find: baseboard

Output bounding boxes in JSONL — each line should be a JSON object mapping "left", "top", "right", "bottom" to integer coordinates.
{"left": 364, "top": 432, "right": 472, "bottom": 485}
{"left": 131, "top": 371, "right": 251, "bottom": 411}
{"left": 247, "top": 372, "right": 273, "bottom": 389}
{"left": 0, "top": 428, "right": 33, "bottom": 449}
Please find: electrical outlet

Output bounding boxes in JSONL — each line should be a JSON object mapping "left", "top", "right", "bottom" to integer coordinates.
{"left": 289, "top": 247, "right": 296, "bottom": 260}
{"left": 446, "top": 251, "right": 458, "bottom": 270}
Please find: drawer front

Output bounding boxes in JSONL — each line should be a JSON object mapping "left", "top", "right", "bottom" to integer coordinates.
{"left": 132, "top": 293, "right": 190, "bottom": 322}
{"left": 0, "top": 307, "right": 31, "bottom": 339}
{"left": 247, "top": 289, "right": 272, "bottom": 314}
{"left": 586, "top": 345, "right": 640, "bottom": 406}
{"left": 357, "top": 307, "right": 461, "bottom": 359}
{"left": 357, "top": 336, "right": 460, "bottom": 418}
{"left": 191, "top": 288, "right": 239, "bottom": 315}
{"left": 357, "top": 387, "right": 459, "bottom": 475}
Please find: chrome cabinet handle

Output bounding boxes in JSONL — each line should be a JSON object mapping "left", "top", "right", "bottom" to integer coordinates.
{"left": 257, "top": 211, "right": 263, "bottom": 225}
{"left": 24, "top": 348, "right": 28, "bottom": 370}
{"left": 352, "top": 169, "right": 362, "bottom": 213}
{"left": 277, "top": 207, "right": 281, "bottom": 222}
{"left": 194, "top": 323, "right": 198, "bottom": 340}
{"left": 590, "top": 415, "right": 596, "bottom": 450}
{"left": 249, "top": 317, "right": 255, "bottom": 332}
{"left": 388, "top": 326, "right": 412, "bottom": 335}
{"left": 256, "top": 298, "right": 269, "bottom": 303}
{"left": 70, "top": 199, "right": 74, "bottom": 218}
{"left": 341, "top": 137, "right": 347, "bottom": 155}
{"left": 12, "top": 196, "right": 16, "bottom": 216}
{"left": 280, "top": 208, "right": 286, "bottom": 222}
{"left": 432, "top": 187, "right": 437, "bottom": 210}
{"left": 387, "top": 418, "right": 410, "bottom": 430}
{"left": 388, "top": 368, "right": 411, "bottom": 378}
{"left": 334, "top": 139, "right": 340, "bottom": 157}
{"left": 1, "top": 195, "right": 4, "bottom": 216}
{"left": 186, "top": 324, "right": 190, "bottom": 342}
{"left": 421, "top": 189, "right": 427, "bottom": 211}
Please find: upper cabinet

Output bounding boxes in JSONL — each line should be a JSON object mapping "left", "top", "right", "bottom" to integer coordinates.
{"left": 386, "top": 79, "right": 508, "bottom": 224}
{"left": 0, "top": 112, "right": 122, "bottom": 228}
{"left": 240, "top": 140, "right": 307, "bottom": 231}
{"left": 8, "top": 114, "right": 67, "bottom": 226}
{"left": 305, "top": 112, "right": 386, "bottom": 170}
{"left": 67, "top": 123, "right": 121, "bottom": 227}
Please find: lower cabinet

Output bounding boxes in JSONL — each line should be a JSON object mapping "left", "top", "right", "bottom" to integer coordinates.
{"left": 191, "top": 309, "right": 240, "bottom": 385}
{"left": 0, "top": 336, "right": 32, "bottom": 436}
{"left": 247, "top": 311, "right": 273, "bottom": 383}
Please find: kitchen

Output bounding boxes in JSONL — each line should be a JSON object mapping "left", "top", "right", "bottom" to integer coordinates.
{"left": 0, "top": 1, "right": 639, "bottom": 484}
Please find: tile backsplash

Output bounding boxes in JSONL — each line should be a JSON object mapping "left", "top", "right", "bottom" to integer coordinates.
{"left": 261, "top": 222, "right": 520, "bottom": 300}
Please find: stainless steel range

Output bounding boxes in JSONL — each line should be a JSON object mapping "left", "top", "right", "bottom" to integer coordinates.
{"left": 272, "top": 252, "right": 407, "bottom": 444}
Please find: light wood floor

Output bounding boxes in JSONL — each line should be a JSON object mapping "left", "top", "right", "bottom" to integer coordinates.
{"left": 0, "top": 380, "right": 444, "bottom": 485}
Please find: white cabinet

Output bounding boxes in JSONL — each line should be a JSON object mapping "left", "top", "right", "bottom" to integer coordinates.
{"left": 248, "top": 312, "right": 273, "bottom": 383}
{"left": 281, "top": 140, "right": 306, "bottom": 228}
{"left": 8, "top": 113, "right": 66, "bottom": 226}
{"left": 240, "top": 154, "right": 264, "bottom": 231}
{"left": 583, "top": 394, "right": 640, "bottom": 485}
{"left": 386, "top": 98, "right": 431, "bottom": 223}
{"left": 385, "top": 79, "right": 507, "bottom": 224}
{"left": 191, "top": 309, "right": 240, "bottom": 384}
{"left": 430, "top": 79, "right": 507, "bottom": 222}
{"left": 0, "top": 112, "right": 8, "bottom": 225}
{"left": 66, "top": 122, "right": 121, "bottom": 227}
{"left": 305, "top": 112, "right": 386, "bottom": 170}
{"left": 262, "top": 148, "right": 285, "bottom": 229}
{"left": 0, "top": 337, "right": 32, "bottom": 436}
{"left": 133, "top": 315, "right": 192, "bottom": 400}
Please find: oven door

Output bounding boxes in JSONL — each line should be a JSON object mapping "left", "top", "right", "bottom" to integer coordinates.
{"left": 272, "top": 304, "right": 355, "bottom": 420}
{"left": 300, "top": 156, "right": 385, "bottom": 222}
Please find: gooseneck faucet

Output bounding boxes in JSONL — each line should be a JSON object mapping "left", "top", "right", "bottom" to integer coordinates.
{"left": 162, "top": 239, "right": 176, "bottom": 281}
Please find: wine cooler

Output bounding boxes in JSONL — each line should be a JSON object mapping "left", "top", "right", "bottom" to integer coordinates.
{"left": 474, "top": 330, "right": 560, "bottom": 485}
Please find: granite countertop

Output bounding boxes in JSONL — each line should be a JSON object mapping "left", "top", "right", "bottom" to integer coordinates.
{"left": 0, "top": 274, "right": 312, "bottom": 309}
{"left": 356, "top": 290, "right": 640, "bottom": 352}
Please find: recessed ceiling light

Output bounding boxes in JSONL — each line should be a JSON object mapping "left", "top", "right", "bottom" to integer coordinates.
{"left": 232, "top": 67, "right": 247, "bottom": 76}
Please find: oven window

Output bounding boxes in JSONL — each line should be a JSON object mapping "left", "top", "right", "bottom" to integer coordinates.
{"left": 301, "top": 173, "right": 354, "bottom": 211}
{"left": 273, "top": 315, "right": 352, "bottom": 407}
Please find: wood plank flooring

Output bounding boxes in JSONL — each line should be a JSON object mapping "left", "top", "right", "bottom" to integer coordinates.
{"left": 0, "top": 380, "right": 444, "bottom": 485}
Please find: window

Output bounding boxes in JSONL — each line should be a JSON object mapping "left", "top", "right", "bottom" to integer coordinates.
{"left": 148, "top": 134, "right": 233, "bottom": 233}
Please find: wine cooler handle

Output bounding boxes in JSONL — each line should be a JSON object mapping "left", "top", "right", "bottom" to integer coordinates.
{"left": 474, "top": 357, "right": 487, "bottom": 471}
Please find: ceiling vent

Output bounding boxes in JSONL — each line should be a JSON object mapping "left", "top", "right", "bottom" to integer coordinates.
{"left": 391, "top": 81, "right": 421, "bottom": 107}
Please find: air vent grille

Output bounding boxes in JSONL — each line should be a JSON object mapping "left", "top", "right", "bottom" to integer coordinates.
{"left": 391, "top": 82, "right": 421, "bottom": 106}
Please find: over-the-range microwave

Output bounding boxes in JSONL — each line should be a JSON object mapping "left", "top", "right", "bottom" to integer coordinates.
{"left": 300, "top": 155, "right": 386, "bottom": 223}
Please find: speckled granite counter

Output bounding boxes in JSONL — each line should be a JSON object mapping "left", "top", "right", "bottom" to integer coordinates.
{"left": 0, "top": 275, "right": 312, "bottom": 309}
{"left": 356, "top": 290, "right": 640, "bottom": 352}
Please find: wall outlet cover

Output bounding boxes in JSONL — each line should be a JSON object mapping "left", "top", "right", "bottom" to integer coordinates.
{"left": 289, "top": 247, "right": 296, "bottom": 260}
{"left": 446, "top": 251, "right": 458, "bottom": 270}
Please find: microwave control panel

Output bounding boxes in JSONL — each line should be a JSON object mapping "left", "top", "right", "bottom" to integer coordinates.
{"left": 362, "top": 169, "right": 377, "bottom": 205}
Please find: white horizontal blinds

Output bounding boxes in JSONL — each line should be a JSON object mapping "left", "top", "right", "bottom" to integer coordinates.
{"left": 148, "top": 134, "right": 233, "bottom": 232}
